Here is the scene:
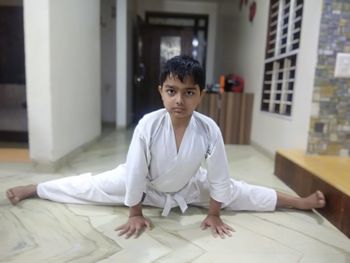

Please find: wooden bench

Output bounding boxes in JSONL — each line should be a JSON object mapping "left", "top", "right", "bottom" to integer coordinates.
{"left": 275, "top": 149, "right": 350, "bottom": 238}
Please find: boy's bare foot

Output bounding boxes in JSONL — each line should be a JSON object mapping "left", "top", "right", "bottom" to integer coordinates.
{"left": 6, "top": 185, "right": 37, "bottom": 205}
{"left": 277, "top": 190, "right": 326, "bottom": 210}
{"left": 297, "top": 190, "right": 326, "bottom": 210}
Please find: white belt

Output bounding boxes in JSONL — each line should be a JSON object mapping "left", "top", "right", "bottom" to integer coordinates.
{"left": 161, "top": 193, "right": 188, "bottom": 217}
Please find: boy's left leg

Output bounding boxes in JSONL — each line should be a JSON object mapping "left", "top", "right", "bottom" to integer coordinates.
{"left": 222, "top": 180, "right": 325, "bottom": 212}
{"left": 223, "top": 181, "right": 277, "bottom": 212}
{"left": 189, "top": 175, "right": 278, "bottom": 211}
{"left": 276, "top": 190, "right": 325, "bottom": 210}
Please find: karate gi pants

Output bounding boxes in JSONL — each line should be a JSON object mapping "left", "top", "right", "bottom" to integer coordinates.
{"left": 37, "top": 166, "right": 277, "bottom": 213}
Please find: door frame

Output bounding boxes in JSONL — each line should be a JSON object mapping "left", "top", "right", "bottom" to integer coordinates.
{"left": 132, "top": 12, "right": 209, "bottom": 124}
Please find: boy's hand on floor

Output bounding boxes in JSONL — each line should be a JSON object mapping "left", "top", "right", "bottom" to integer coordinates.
{"left": 200, "top": 215, "right": 234, "bottom": 239}
{"left": 115, "top": 215, "right": 152, "bottom": 239}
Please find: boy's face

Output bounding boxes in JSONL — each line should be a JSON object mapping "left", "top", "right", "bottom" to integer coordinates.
{"left": 159, "top": 74, "right": 203, "bottom": 122}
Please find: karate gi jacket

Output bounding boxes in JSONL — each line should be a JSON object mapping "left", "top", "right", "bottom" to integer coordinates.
{"left": 124, "top": 109, "right": 234, "bottom": 216}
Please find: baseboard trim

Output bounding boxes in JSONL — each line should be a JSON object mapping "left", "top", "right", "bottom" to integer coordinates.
{"left": 250, "top": 140, "right": 274, "bottom": 160}
{"left": 31, "top": 134, "right": 102, "bottom": 173}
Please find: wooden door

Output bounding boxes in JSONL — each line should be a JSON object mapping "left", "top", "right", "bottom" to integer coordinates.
{"left": 133, "top": 23, "right": 194, "bottom": 123}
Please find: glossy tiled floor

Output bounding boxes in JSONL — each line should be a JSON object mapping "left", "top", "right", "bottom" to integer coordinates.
{"left": 1, "top": 129, "right": 349, "bottom": 263}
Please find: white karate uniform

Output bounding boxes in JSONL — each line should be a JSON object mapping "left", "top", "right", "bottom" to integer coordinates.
{"left": 38, "top": 109, "right": 277, "bottom": 216}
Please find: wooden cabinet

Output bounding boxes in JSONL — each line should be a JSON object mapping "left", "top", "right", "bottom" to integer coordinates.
{"left": 197, "top": 92, "right": 254, "bottom": 144}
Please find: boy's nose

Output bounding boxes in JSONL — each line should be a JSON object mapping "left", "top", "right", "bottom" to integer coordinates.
{"left": 175, "top": 94, "right": 184, "bottom": 105}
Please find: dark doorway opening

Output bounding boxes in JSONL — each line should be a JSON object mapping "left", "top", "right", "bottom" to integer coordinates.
{"left": 132, "top": 12, "right": 208, "bottom": 124}
{"left": 0, "top": 3, "right": 28, "bottom": 145}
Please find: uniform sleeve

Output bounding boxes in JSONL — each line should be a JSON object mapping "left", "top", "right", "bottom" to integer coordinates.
{"left": 124, "top": 125, "right": 149, "bottom": 207}
{"left": 205, "top": 129, "right": 233, "bottom": 204}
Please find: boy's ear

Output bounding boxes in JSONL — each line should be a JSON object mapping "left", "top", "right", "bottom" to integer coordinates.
{"left": 158, "top": 86, "right": 163, "bottom": 98}
{"left": 199, "top": 89, "right": 206, "bottom": 101}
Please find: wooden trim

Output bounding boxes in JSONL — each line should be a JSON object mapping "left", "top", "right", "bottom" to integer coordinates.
{"left": 197, "top": 93, "right": 254, "bottom": 145}
{"left": 275, "top": 152, "right": 350, "bottom": 238}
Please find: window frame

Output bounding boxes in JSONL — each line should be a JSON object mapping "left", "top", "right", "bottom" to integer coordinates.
{"left": 261, "top": 0, "right": 304, "bottom": 116}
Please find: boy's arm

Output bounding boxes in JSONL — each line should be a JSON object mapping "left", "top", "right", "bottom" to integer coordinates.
{"left": 115, "top": 201, "right": 152, "bottom": 239}
{"left": 200, "top": 197, "right": 234, "bottom": 238}
{"left": 207, "top": 197, "right": 221, "bottom": 216}
{"left": 205, "top": 129, "right": 233, "bottom": 209}
{"left": 129, "top": 201, "right": 143, "bottom": 217}
{"left": 128, "top": 192, "right": 146, "bottom": 217}
{"left": 124, "top": 126, "right": 149, "bottom": 208}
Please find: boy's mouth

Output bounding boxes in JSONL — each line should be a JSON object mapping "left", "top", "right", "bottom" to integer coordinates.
{"left": 173, "top": 107, "right": 185, "bottom": 113}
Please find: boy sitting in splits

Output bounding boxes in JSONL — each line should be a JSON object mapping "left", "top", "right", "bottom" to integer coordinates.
{"left": 6, "top": 55, "right": 325, "bottom": 239}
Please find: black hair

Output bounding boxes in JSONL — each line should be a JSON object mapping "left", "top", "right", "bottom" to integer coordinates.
{"left": 159, "top": 55, "right": 205, "bottom": 91}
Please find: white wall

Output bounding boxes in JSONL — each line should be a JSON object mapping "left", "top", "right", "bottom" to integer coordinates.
{"left": 101, "top": 0, "right": 116, "bottom": 124}
{"left": 24, "top": 0, "right": 53, "bottom": 161}
{"left": 217, "top": 1, "right": 268, "bottom": 92}
{"left": 24, "top": 0, "right": 101, "bottom": 163}
{"left": 218, "top": 0, "right": 322, "bottom": 156}
{"left": 137, "top": 0, "right": 217, "bottom": 84}
{"left": 116, "top": 0, "right": 134, "bottom": 127}
{"left": 214, "top": 1, "right": 238, "bottom": 80}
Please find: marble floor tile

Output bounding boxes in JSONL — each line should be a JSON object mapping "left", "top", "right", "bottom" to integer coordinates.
{"left": 1, "top": 129, "right": 349, "bottom": 263}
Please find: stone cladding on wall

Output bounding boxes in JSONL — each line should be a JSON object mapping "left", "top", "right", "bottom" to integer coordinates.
{"left": 308, "top": 0, "right": 350, "bottom": 156}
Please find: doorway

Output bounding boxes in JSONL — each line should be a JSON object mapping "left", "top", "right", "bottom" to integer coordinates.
{"left": 133, "top": 12, "right": 208, "bottom": 123}
{"left": 0, "top": 2, "right": 28, "bottom": 146}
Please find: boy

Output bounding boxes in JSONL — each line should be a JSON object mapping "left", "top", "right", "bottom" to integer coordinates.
{"left": 6, "top": 55, "right": 325, "bottom": 239}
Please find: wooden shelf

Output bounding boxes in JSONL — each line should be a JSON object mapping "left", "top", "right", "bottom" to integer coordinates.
{"left": 197, "top": 93, "right": 254, "bottom": 144}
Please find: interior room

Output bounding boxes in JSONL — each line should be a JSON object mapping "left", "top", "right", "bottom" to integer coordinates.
{"left": 0, "top": 0, "right": 28, "bottom": 150}
{"left": 1, "top": 0, "right": 349, "bottom": 262}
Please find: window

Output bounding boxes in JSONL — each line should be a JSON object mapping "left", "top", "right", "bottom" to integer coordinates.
{"left": 261, "top": 0, "right": 303, "bottom": 116}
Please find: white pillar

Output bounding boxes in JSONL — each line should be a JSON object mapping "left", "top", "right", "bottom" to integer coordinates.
{"left": 116, "top": 0, "right": 128, "bottom": 127}
{"left": 24, "top": 0, "right": 101, "bottom": 164}
{"left": 24, "top": 0, "right": 54, "bottom": 163}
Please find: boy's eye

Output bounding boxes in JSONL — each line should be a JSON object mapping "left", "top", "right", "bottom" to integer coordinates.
{"left": 166, "top": 89, "right": 175, "bottom": 96}
{"left": 186, "top": 90, "right": 195, "bottom": 96}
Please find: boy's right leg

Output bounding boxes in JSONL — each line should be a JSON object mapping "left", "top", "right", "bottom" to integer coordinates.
{"left": 6, "top": 184, "right": 37, "bottom": 205}
{"left": 6, "top": 165, "right": 127, "bottom": 206}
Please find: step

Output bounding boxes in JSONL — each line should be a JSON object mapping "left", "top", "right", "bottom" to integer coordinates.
{"left": 275, "top": 149, "right": 350, "bottom": 238}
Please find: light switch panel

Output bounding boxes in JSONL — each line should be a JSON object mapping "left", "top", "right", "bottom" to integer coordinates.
{"left": 334, "top": 53, "right": 350, "bottom": 78}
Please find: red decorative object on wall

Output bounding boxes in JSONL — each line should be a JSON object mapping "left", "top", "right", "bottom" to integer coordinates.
{"left": 249, "top": 2, "right": 257, "bottom": 22}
